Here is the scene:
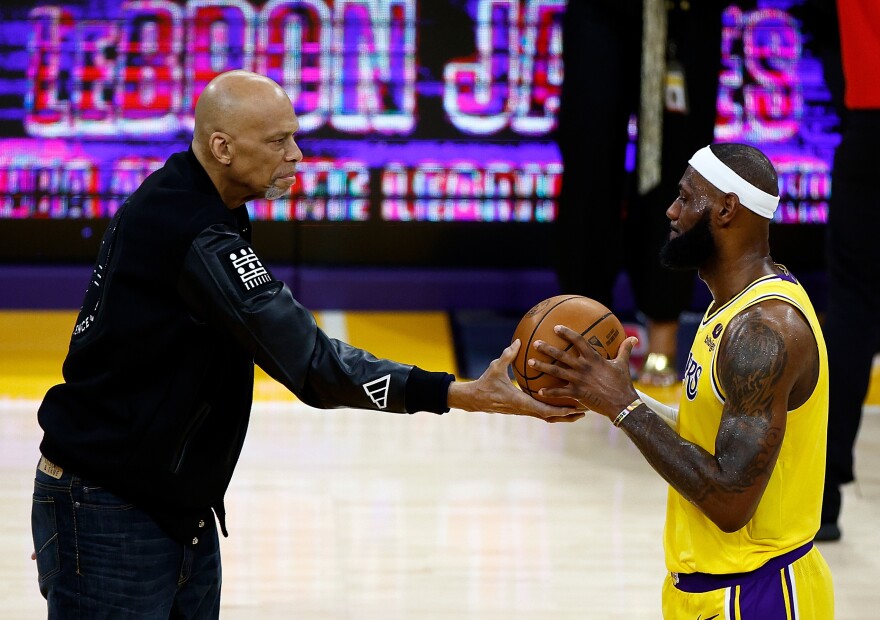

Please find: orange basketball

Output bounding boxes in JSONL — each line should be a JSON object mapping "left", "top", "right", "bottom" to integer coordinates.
{"left": 511, "top": 295, "right": 625, "bottom": 406}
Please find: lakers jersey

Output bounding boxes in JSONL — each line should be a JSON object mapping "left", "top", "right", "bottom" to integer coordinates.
{"left": 664, "top": 267, "right": 829, "bottom": 575}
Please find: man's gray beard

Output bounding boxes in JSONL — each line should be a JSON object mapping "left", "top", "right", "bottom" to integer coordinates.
{"left": 264, "top": 184, "right": 287, "bottom": 200}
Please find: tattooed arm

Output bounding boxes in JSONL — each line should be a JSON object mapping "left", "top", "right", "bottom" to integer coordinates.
{"left": 625, "top": 301, "right": 814, "bottom": 531}
{"left": 530, "top": 300, "right": 819, "bottom": 532}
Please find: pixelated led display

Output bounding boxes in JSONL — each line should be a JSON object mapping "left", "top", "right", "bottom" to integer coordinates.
{"left": 0, "top": 0, "right": 838, "bottom": 225}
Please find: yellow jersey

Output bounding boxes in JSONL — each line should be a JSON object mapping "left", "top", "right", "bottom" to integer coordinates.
{"left": 664, "top": 267, "right": 828, "bottom": 574}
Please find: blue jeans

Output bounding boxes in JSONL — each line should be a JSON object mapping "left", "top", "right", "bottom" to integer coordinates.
{"left": 31, "top": 459, "right": 222, "bottom": 619}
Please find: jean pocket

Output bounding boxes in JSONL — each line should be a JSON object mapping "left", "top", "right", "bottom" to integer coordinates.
{"left": 31, "top": 496, "right": 60, "bottom": 583}
{"left": 79, "top": 484, "right": 135, "bottom": 511}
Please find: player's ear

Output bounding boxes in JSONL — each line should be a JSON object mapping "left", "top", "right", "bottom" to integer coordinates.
{"left": 716, "top": 192, "right": 740, "bottom": 227}
{"left": 209, "top": 132, "right": 233, "bottom": 165}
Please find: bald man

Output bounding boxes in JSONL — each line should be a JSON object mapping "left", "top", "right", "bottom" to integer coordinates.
{"left": 30, "top": 71, "right": 580, "bottom": 618}
{"left": 531, "top": 144, "right": 835, "bottom": 617}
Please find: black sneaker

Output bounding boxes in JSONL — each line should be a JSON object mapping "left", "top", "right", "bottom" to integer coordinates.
{"left": 815, "top": 523, "right": 842, "bottom": 542}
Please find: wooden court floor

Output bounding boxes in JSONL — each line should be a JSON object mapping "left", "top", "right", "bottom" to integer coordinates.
{"left": 1, "top": 311, "right": 879, "bottom": 618}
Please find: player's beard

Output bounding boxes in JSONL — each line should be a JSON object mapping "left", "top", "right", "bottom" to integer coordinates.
{"left": 659, "top": 210, "right": 716, "bottom": 270}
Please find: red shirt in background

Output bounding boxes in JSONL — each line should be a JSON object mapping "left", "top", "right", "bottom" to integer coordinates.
{"left": 838, "top": 0, "right": 880, "bottom": 109}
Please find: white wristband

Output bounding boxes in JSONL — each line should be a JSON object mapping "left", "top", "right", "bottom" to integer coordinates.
{"left": 613, "top": 398, "right": 643, "bottom": 427}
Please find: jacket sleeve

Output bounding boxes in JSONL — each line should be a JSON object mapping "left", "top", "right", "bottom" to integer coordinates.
{"left": 176, "top": 224, "right": 453, "bottom": 414}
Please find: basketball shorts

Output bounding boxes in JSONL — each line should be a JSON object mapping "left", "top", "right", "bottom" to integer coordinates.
{"left": 661, "top": 543, "right": 833, "bottom": 619}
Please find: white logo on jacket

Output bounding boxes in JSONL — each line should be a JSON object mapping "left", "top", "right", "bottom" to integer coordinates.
{"left": 228, "top": 247, "right": 271, "bottom": 291}
{"left": 363, "top": 375, "right": 391, "bottom": 409}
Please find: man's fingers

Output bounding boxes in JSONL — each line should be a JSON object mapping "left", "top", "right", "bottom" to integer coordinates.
{"left": 615, "top": 336, "right": 639, "bottom": 366}
{"left": 502, "top": 339, "right": 521, "bottom": 364}
{"left": 545, "top": 411, "right": 586, "bottom": 423}
{"left": 530, "top": 339, "right": 573, "bottom": 369}
{"left": 537, "top": 385, "right": 579, "bottom": 401}
{"left": 554, "top": 325, "right": 604, "bottom": 358}
{"left": 528, "top": 356, "right": 572, "bottom": 381}
{"left": 486, "top": 339, "right": 519, "bottom": 375}
{"left": 528, "top": 409, "right": 584, "bottom": 423}
{"left": 519, "top": 396, "right": 581, "bottom": 420}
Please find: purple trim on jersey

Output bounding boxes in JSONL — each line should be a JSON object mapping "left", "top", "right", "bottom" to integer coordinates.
{"left": 673, "top": 542, "right": 812, "bottom": 593}
{"left": 775, "top": 266, "right": 799, "bottom": 285}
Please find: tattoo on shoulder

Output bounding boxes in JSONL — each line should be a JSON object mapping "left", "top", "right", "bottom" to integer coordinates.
{"left": 718, "top": 315, "right": 788, "bottom": 419}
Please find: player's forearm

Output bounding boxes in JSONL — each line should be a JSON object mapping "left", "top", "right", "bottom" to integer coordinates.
{"left": 616, "top": 404, "right": 758, "bottom": 532}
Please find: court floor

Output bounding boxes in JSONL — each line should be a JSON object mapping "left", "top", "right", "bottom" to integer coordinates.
{"left": 2, "top": 399, "right": 878, "bottom": 619}
{"left": 1, "top": 311, "right": 879, "bottom": 618}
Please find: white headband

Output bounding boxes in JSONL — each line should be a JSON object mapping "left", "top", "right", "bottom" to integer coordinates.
{"left": 688, "top": 146, "right": 779, "bottom": 219}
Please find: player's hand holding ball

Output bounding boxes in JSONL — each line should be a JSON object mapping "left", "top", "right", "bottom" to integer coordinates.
{"left": 512, "top": 295, "right": 637, "bottom": 416}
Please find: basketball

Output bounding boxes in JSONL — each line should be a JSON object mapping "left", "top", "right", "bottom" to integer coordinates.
{"left": 511, "top": 295, "right": 625, "bottom": 407}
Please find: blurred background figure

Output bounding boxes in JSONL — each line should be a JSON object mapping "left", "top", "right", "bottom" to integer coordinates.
{"left": 554, "top": 0, "right": 725, "bottom": 386}
{"left": 815, "top": 0, "right": 880, "bottom": 542}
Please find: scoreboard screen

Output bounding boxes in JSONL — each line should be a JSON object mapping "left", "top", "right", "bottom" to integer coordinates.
{"left": 0, "top": 0, "right": 839, "bottom": 265}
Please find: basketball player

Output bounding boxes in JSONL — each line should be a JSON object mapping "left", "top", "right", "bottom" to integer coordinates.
{"left": 30, "top": 70, "right": 581, "bottom": 617}
{"left": 529, "top": 143, "right": 834, "bottom": 617}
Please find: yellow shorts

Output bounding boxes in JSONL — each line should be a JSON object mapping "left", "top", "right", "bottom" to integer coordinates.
{"left": 661, "top": 544, "right": 833, "bottom": 619}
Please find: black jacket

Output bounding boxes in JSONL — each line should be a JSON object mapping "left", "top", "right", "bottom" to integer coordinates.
{"left": 38, "top": 149, "right": 454, "bottom": 545}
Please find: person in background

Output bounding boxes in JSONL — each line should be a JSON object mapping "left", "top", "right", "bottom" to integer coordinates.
{"left": 534, "top": 143, "right": 834, "bottom": 618}
{"left": 554, "top": 0, "right": 725, "bottom": 386}
{"left": 30, "top": 70, "right": 581, "bottom": 618}
{"left": 816, "top": 0, "right": 880, "bottom": 542}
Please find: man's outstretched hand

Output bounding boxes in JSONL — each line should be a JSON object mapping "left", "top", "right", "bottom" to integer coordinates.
{"left": 447, "top": 339, "right": 584, "bottom": 423}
